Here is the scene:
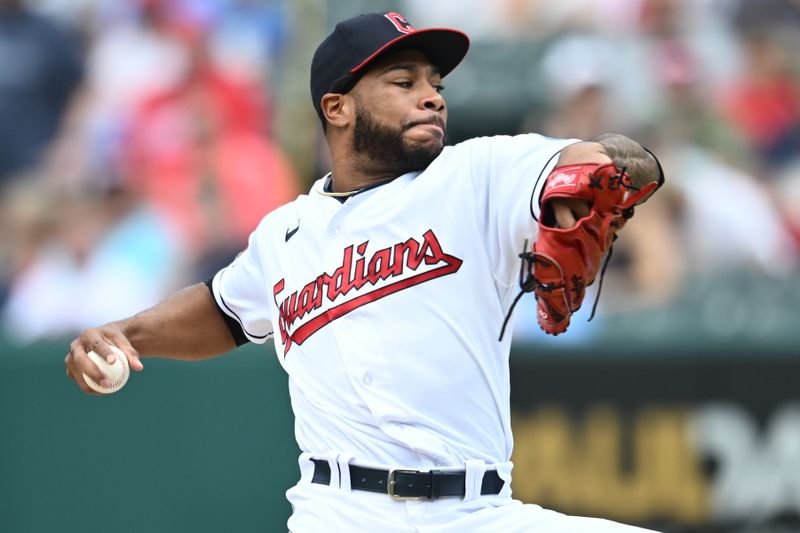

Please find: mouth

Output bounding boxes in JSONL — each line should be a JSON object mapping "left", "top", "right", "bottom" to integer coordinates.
{"left": 404, "top": 117, "right": 446, "bottom": 138}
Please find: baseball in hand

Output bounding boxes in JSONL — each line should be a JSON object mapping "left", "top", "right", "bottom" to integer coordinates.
{"left": 82, "top": 345, "right": 130, "bottom": 394}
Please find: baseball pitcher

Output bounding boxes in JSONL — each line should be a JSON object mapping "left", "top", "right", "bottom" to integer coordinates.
{"left": 65, "top": 12, "right": 664, "bottom": 532}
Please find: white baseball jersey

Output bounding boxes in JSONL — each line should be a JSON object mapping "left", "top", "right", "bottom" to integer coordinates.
{"left": 211, "top": 133, "right": 575, "bottom": 471}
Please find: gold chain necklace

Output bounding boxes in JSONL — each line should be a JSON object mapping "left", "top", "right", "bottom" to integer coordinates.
{"left": 317, "top": 173, "right": 398, "bottom": 198}
{"left": 317, "top": 173, "right": 367, "bottom": 198}
{"left": 318, "top": 188, "right": 365, "bottom": 198}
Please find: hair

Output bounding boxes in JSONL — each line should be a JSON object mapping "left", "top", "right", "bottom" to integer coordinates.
{"left": 592, "top": 133, "right": 661, "bottom": 191}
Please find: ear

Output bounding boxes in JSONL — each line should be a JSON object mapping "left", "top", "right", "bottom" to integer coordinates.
{"left": 320, "top": 93, "right": 353, "bottom": 129}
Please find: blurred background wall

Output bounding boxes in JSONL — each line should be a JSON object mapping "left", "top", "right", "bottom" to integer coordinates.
{"left": 0, "top": 0, "right": 798, "bottom": 532}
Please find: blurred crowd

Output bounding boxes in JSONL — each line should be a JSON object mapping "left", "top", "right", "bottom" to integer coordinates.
{"left": 406, "top": 0, "right": 800, "bottom": 343}
{"left": 516, "top": 0, "right": 800, "bottom": 341}
{"left": 404, "top": 0, "right": 800, "bottom": 344}
{"left": 0, "top": 0, "right": 799, "bottom": 344}
{"left": 0, "top": 0, "right": 300, "bottom": 342}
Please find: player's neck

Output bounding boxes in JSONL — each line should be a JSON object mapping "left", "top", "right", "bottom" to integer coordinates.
{"left": 329, "top": 157, "right": 399, "bottom": 193}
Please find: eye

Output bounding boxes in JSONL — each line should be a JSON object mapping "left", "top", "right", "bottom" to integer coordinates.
{"left": 434, "top": 83, "right": 445, "bottom": 93}
{"left": 394, "top": 80, "right": 413, "bottom": 88}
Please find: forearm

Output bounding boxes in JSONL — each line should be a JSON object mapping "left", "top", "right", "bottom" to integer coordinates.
{"left": 532, "top": 134, "right": 664, "bottom": 335}
{"left": 556, "top": 141, "right": 612, "bottom": 166}
{"left": 591, "top": 133, "right": 660, "bottom": 190}
{"left": 542, "top": 133, "right": 664, "bottom": 232}
{"left": 114, "top": 283, "right": 236, "bottom": 360}
{"left": 556, "top": 133, "right": 659, "bottom": 191}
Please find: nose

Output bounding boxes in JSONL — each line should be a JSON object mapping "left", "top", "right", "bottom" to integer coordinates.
{"left": 420, "top": 84, "right": 445, "bottom": 112}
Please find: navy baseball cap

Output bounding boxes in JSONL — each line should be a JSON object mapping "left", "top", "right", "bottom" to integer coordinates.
{"left": 310, "top": 12, "right": 470, "bottom": 122}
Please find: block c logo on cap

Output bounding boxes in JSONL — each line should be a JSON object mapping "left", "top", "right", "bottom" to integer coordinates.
{"left": 385, "top": 12, "right": 415, "bottom": 34}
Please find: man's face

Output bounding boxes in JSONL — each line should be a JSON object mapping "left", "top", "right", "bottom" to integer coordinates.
{"left": 348, "top": 49, "right": 448, "bottom": 174}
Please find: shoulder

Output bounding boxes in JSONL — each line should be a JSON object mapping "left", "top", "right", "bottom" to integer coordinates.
{"left": 430, "top": 134, "right": 579, "bottom": 173}
{"left": 453, "top": 133, "right": 572, "bottom": 149}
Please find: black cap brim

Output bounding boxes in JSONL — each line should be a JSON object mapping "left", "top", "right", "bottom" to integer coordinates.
{"left": 349, "top": 28, "right": 469, "bottom": 80}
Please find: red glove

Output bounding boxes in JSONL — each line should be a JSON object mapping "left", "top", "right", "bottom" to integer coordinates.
{"left": 531, "top": 162, "right": 659, "bottom": 335}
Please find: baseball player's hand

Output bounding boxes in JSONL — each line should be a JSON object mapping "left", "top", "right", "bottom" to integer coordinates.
{"left": 550, "top": 198, "right": 591, "bottom": 229}
{"left": 65, "top": 324, "right": 144, "bottom": 395}
{"left": 547, "top": 142, "right": 610, "bottom": 230}
{"left": 525, "top": 138, "right": 665, "bottom": 336}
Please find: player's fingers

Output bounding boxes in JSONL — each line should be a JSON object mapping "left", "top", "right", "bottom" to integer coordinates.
{"left": 88, "top": 334, "right": 119, "bottom": 364}
{"left": 551, "top": 202, "right": 575, "bottom": 229}
{"left": 105, "top": 330, "right": 143, "bottom": 372}
{"left": 551, "top": 202, "right": 577, "bottom": 229}
{"left": 65, "top": 352, "right": 102, "bottom": 395}
{"left": 68, "top": 336, "right": 110, "bottom": 392}
{"left": 65, "top": 354, "right": 76, "bottom": 383}
{"left": 570, "top": 199, "right": 591, "bottom": 219}
{"left": 552, "top": 199, "right": 591, "bottom": 229}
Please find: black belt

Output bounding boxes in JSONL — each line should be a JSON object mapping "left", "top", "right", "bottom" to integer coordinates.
{"left": 310, "top": 458, "right": 505, "bottom": 500}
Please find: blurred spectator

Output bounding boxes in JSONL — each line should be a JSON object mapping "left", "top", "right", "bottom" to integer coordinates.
{"left": 774, "top": 161, "right": 800, "bottom": 252}
{"left": 524, "top": 0, "right": 744, "bottom": 146}
{"left": 1, "top": 183, "right": 183, "bottom": 344}
{"left": 534, "top": 34, "right": 629, "bottom": 139}
{"left": 732, "top": 0, "right": 800, "bottom": 32}
{"left": 121, "top": 19, "right": 299, "bottom": 279}
{"left": 718, "top": 29, "right": 800, "bottom": 170}
{"left": 205, "top": 0, "right": 291, "bottom": 86}
{"left": 654, "top": 48, "right": 754, "bottom": 169}
{"left": 1, "top": 0, "right": 300, "bottom": 340}
{"left": 0, "top": 0, "right": 83, "bottom": 188}
{"left": 402, "top": 0, "right": 520, "bottom": 40}
{"left": 45, "top": 0, "right": 192, "bottom": 190}
{"left": 659, "top": 139, "right": 798, "bottom": 273}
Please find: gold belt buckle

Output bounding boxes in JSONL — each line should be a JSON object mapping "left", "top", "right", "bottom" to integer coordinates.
{"left": 387, "top": 468, "right": 424, "bottom": 500}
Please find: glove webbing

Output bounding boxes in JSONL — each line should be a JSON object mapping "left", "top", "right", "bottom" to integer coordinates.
{"left": 497, "top": 234, "right": 617, "bottom": 342}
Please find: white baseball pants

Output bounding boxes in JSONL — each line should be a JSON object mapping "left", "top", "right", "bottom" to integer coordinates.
{"left": 287, "top": 453, "right": 661, "bottom": 533}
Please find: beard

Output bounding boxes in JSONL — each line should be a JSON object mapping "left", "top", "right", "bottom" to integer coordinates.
{"left": 351, "top": 106, "right": 445, "bottom": 175}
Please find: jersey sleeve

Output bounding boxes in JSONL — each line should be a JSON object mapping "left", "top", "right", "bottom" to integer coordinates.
{"left": 461, "top": 134, "right": 579, "bottom": 286}
{"left": 210, "top": 220, "right": 275, "bottom": 344}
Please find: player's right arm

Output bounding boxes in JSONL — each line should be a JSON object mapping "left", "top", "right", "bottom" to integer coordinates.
{"left": 65, "top": 283, "right": 236, "bottom": 395}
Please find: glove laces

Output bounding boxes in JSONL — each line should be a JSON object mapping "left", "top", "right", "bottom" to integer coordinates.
{"left": 498, "top": 240, "right": 538, "bottom": 341}
{"left": 497, "top": 238, "right": 616, "bottom": 342}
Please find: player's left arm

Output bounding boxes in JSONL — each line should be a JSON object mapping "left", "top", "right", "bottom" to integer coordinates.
{"left": 547, "top": 134, "right": 661, "bottom": 230}
{"left": 531, "top": 132, "right": 664, "bottom": 335}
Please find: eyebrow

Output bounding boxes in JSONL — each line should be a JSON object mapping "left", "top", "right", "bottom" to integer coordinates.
{"left": 380, "top": 62, "right": 441, "bottom": 77}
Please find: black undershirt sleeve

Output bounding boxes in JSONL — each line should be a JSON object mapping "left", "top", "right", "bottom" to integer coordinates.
{"left": 204, "top": 278, "right": 250, "bottom": 347}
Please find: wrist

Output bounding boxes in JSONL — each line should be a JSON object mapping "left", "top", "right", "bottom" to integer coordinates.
{"left": 555, "top": 142, "right": 612, "bottom": 166}
{"left": 109, "top": 318, "right": 142, "bottom": 353}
